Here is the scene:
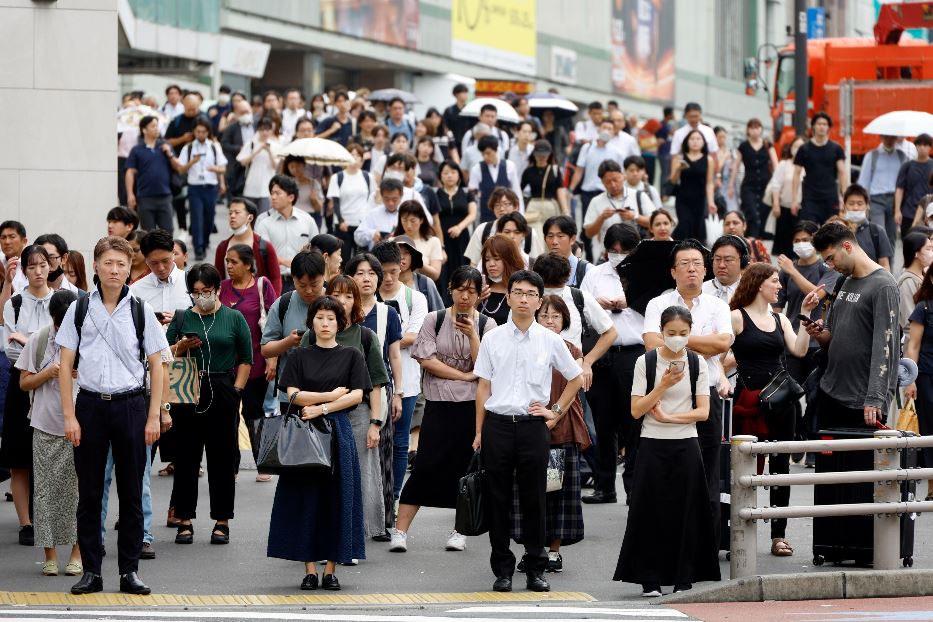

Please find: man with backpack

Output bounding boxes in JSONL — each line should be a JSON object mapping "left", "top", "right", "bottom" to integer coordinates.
{"left": 463, "top": 188, "right": 545, "bottom": 266}
{"left": 859, "top": 134, "right": 909, "bottom": 248}
{"left": 543, "top": 215, "right": 591, "bottom": 287}
{"left": 163, "top": 92, "right": 209, "bottom": 232}
{"left": 213, "top": 198, "right": 283, "bottom": 296}
{"left": 56, "top": 236, "right": 170, "bottom": 596}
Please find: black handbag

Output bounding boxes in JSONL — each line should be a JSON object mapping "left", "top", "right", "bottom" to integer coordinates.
{"left": 454, "top": 451, "right": 488, "bottom": 537}
{"left": 257, "top": 394, "right": 333, "bottom": 473}
{"left": 758, "top": 313, "right": 805, "bottom": 413}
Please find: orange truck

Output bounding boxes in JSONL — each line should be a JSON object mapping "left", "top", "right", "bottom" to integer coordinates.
{"left": 766, "top": 3, "right": 933, "bottom": 163}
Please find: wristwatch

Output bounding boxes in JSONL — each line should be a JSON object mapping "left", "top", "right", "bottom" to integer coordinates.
{"left": 161, "top": 402, "right": 172, "bottom": 412}
{"left": 370, "top": 418, "right": 383, "bottom": 427}
{"left": 550, "top": 403, "right": 563, "bottom": 417}
{"left": 322, "top": 403, "right": 329, "bottom": 415}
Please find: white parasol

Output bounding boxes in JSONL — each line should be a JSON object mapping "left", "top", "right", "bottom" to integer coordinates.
{"left": 863, "top": 110, "right": 933, "bottom": 137}
{"left": 459, "top": 97, "right": 520, "bottom": 124}
{"left": 273, "top": 138, "right": 355, "bottom": 166}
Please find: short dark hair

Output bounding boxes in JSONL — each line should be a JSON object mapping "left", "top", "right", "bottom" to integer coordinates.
{"left": 173, "top": 238, "right": 188, "bottom": 254}
{"left": 139, "top": 229, "right": 175, "bottom": 256}
{"left": 21, "top": 244, "right": 50, "bottom": 267}
{"left": 389, "top": 132, "right": 410, "bottom": 145}
{"left": 379, "top": 177, "right": 404, "bottom": 196}
{"left": 185, "top": 263, "right": 222, "bottom": 292}
{"left": 269, "top": 174, "right": 299, "bottom": 205}
{"left": 477, "top": 134, "right": 499, "bottom": 153}
{"left": 843, "top": 183, "right": 870, "bottom": 205}
{"left": 230, "top": 197, "right": 258, "bottom": 222}
{"left": 623, "top": 155, "right": 646, "bottom": 170}
{"left": 479, "top": 103, "right": 497, "bottom": 116}
{"left": 508, "top": 269, "right": 545, "bottom": 297}
{"left": 389, "top": 97, "right": 405, "bottom": 108}
{"left": 165, "top": 84, "right": 182, "bottom": 96}
{"left": 256, "top": 117, "right": 274, "bottom": 131}
{"left": 106, "top": 206, "right": 139, "bottom": 229}
{"left": 449, "top": 265, "right": 483, "bottom": 293}
{"left": 811, "top": 112, "right": 833, "bottom": 128}
{"left": 193, "top": 118, "right": 213, "bottom": 137}
{"left": 663, "top": 106, "right": 674, "bottom": 117}
{"left": 660, "top": 305, "right": 693, "bottom": 329}
{"left": 496, "top": 211, "right": 529, "bottom": 235}
{"left": 915, "top": 134, "right": 933, "bottom": 147}
{"left": 291, "top": 249, "right": 327, "bottom": 280}
{"left": 227, "top": 243, "right": 256, "bottom": 273}
{"left": 358, "top": 110, "right": 377, "bottom": 123}
{"left": 588, "top": 101, "right": 603, "bottom": 111}
{"left": 543, "top": 214, "right": 577, "bottom": 238}
{"left": 49, "top": 290, "right": 78, "bottom": 327}
{"left": 537, "top": 294, "right": 571, "bottom": 329}
{"left": 33, "top": 233, "right": 68, "bottom": 256}
{"left": 604, "top": 223, "right": 640, "bottom": 253}
{"left": 669, "top": 238, "right": 709, "bottom": 268}
{"left": 386, "top": 152, "right": 415, "bottom": 171}
{"left": 452, "top": 83, "right": 469, "bottom": 96}
{"left": 0, "top": 220, "right": 26, "bottom": 238}
{"left": 307, "top": 295, "right": 348, "bottom": 333}
{"left": 598, "top": 159, "right": 623, "bottom": 178}
{"left": 532, "top": 252, "right": 571, "bottom": 286}
{"left": 139, "top": 115, "right": 159, "bottom": 133}
{"left": 372, "top": 240, "right": 402, "bottom": 268}
{"left": 345, "top": 253, "right": 383, "bottom": 290}
{"left": 310, "top": 234, "right": 343, "bottom": 256}
{"left": 812, "top": 222, "right": 857, "bottom": 252}
{"left": 711, "top": 235, "right": 749, "bottom": 263}
{"left": 793, "top": 220, "right": 819, "bottom": 236}
{"left": 684, "top": 102, "right": 702, "bottom": 114}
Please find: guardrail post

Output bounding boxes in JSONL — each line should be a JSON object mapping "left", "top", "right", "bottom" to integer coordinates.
{"left": 731, "top": 435, "right": 758, "bottom": 579}
{"left": 873, "top": 429, "right": 901, "bottom": 571}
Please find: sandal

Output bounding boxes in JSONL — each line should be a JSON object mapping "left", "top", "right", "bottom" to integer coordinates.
{"left": 256, "top": 474, "right": 273, "bottom": 482}
{"left": 211, "top": 522, "right": 230, "bottom": 545}
{"left": 158, "top": 463, "right": 175, "bottom": 477}
{"left": 166, "top": 506, "right": 182, "bottom": 529}
{"left": 175, "top": 524, "right": 194, "bottom": 544}
{"left": 771, "top": 537, "right": 794, "bottom": 556}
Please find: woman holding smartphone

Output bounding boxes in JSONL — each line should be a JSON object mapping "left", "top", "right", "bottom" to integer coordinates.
{"left": 729, "top": 263, "right": 819, "bottom": 557}
{"left": 614, "top": 305, "right": 718, "bottom": 597}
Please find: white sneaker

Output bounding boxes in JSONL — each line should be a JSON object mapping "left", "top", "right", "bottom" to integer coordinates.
{"left": 445, "top": 530, "right": 466, "bottom": 551}
{"left": 389, "top": 530, "right": 407, "bottom": 552}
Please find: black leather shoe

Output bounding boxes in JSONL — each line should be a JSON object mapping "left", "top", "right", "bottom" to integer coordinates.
{"left": 321, "top": 574, "right": 340, "bottom": 591}
{"left": 371, "top": 530, "right": 391, "bottom": 542}
{"left": 526, "top": 573, "right": 550, "bottom": 592}
{"left": 581, "top": 491, "right": 617, "bottom": 504}
{"left": 492, "top": 576, "right": 512, "bottom": 592}
{"left": 70, "top": 572, "right": 103, "bottom": 595}
{"left": 300, "top": 573, "right": 318, "bottom": 590}
{"left": 119, "top": 571, "right": 151, "bottom": 595}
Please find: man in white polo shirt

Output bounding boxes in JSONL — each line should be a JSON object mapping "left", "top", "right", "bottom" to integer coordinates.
{"left": 669, "top": 102, "right": 719, "bottom": 157}
{"left": 255, "top": 174, "right": 320, "bottom": 293}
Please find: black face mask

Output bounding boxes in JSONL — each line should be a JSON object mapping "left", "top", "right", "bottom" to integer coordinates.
{"left": 48, "top": 266, "right": 64, "bottom": 282}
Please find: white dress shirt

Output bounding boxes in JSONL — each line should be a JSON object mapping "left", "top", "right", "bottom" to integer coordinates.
{"left": 355, "top": 206, "right": 401, "bottom": 250}
{"left": 642, "top": 289, "right": 733, "bottom": 386}
{"left": 701, "top": 278, "right": 738, "bottom": 304}
{"left": 670, "top": 122, "right": 719, "bottom": 156}
{"left": 574, "top": 119, "right": 599, "bottom": 143}
{"left": 130, "top": 266, "right": 191, "bottom": 313}
{"left": 508, "top": 143, "right": 534, "bottom": 180}
{"left": 3, "top": 288, "right": 53, "bottom": 363}
{"left": 385, "top": 285, "right": 428, "bottom": 397}
{"left": 474, "top": 319, "right": 583, "bottom": 417}
{"left": 281, "top": 107, "right": 308, "bottom": 139}
{"left": 576, "top": 143, "right": 626, "bottom": 192}
{"left": 55, "top": 288, "right": 170, "bottom": 393}
{"left": 609, "top": 131, "right": 641, "bottom": 160}
{"left": 461, "top": 127, "right": 510, "bottom": 158}
{"left": 579, "top": 262, "right": 645, "bottom": 346}
{"left": 583, "top": 183, "right": 661, "bottom": 246}
{"left": 543, "top": 285, "right": 614, "bottom": 351}
{"left": 467, "top": 158, "right": 525, "bottom": 212}
{"left": 179, "top": 139, "right": 227, "bottom": 186}
{"left": 255, "top": 208, "right": 321, "bottom": 272}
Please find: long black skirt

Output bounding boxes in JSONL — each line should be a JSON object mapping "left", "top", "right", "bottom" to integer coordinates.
{"left": 0, "top": 367, "right": 33, "bottom": 469}
{"left": 399, "top": 399, "right": 475, "bottom": 509}
{"left": 613, "top": 437, "right": 720, "bottom": 586}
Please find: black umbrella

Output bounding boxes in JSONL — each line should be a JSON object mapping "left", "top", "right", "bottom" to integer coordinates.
{"left": 616, "top": 239, "right": 678, "bottom": 315}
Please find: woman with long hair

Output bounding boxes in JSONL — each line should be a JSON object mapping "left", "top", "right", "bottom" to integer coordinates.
{"left": 898, "top": 231, "right": 933, "bottom": 332}
{"left": 64, "top": 250, "right": 88, "bottom": 292}
{"left": 765, "top": 137, "right": 806, "bottom": 257}
{"left": 392, "top": 200, "right": 443, "bottom": 281}
{"left": 732, "top": 119, "right": 779, "bottom": 238}
{"left": 423, "top": 107, "right": 459, "bottom": 163}
{"left": 478, "top": 234, "right": 525, "bottom": 327}
{"left": 670, "top": 129, "right": 715, "bottom": 241}
{"left": 648, "top": 209, "right": 675, "bottom": 241}
{"left": 415, "top": 137, "right": 439, "bottom": 188}
{"left": 437, "top": 160, "right": 476, "bottom": 292}
{"left": 127, "top": 229, "right": 150, "bottom": 284}
{"left": 729, "top": 262, "right": 818, "bottom": 556}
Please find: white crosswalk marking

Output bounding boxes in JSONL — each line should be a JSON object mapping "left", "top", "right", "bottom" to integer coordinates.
{"left": 447, "top": 606, "right": 689, "bottom": 617}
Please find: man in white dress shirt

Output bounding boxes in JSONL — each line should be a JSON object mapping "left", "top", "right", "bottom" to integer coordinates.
{"left": 670, "top": 102, "right": 719, "bottom": 157}
{"left": 573, "top": 101, "right": 604, "bottom": 145}
{"left": 642, "top": 239, "right": 733, "bottom": 548}
{"left": 280, "top": 88, "right": 308, "bottom": 140}
{"left": 355, "top": 178, "right": 407, "bottom": 250}
{"left": 579, "top": 224, "right": 645, "bottom": 502}
{"left": 609, "top": 110, "right": 642, "bottom": 160}
{"left": 255, "top": 175, "right": 320, "bottom": 293}
{"left": 473, "top": 269, "right": 583, "bottom": 593}
{"left": 701, "top": 235, "right": 747, "bottom": 304}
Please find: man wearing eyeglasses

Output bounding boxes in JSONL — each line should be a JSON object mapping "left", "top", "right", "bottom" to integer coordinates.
{"left": 701, "top": 235, "right": 747, "bottom": 304}
{"left": 473, "top": 270, "right": 583, "bottom": 594}
{"left": 642, "top": 239, "right": 733, "bottom": 548}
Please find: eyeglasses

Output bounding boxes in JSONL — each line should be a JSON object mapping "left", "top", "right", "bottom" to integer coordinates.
{"left": 510, "top": 290, "right": 540, "bottom": 300}
{"left": 538, "top": 313, "right": 563, "bottom": 322}
{"left": 676, "top": 259, "right": 704, "bottom": 268}
{"left": 191, "top": 290, "right": 216, "bottom": 300}
{"left": 712, "top": 256, "right": 737, "bottom": 265}
{"left": 46, "top": 254, "right": 60, "bottom": 261}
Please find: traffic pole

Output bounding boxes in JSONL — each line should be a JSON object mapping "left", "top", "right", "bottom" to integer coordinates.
{"left": 794, "top": 0, "right": 809, "bottom": 138}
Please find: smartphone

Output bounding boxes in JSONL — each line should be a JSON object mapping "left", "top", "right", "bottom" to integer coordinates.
{"left": 154, "top": 312, "right": 165, "bottom": 322}
{"left": 797, "top": 314, "right": 814, "bottom": 326}
{"left": 669, "top": 360, "right": 686, "bottom": 373}
{"left": 183, "top": 332, "right": 199, "bottom": 340}
{"left": 456, "top": 312, "right": 469, "bottom": 323}
{"left": 296, "top": 329, "right": 308, "bottom": 337}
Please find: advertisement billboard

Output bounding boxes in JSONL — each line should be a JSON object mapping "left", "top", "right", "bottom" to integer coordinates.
{"left": 451, "top": 0, "right": 537, "bottom": 76}
{"left": 320, "top": 0, "right": 420, "bottom": 49}
{"left": 611, "top": 0, "right": 675, "bottom": 103}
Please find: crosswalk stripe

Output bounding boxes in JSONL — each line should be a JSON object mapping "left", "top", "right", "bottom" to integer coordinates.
{"left": 447, "top": 607, "right": 688, "bottom": 617}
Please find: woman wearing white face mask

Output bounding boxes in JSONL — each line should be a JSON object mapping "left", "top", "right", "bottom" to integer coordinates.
{"left": 897, "top": 232, "right": 933, "bottom": 332}
{"left": 841, "top": 184, "right": 893, "bottom": 271}
{"left": 613, "top": 305, "right": 718, "bottom": 597}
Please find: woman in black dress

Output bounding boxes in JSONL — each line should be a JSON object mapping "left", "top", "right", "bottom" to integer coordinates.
{"left": 477, "top": 234, "right": 525, "bottom": 327}
{"left": 393, "top": 267, "right": 495, "bottom": 552}
{"left": 671, "top": 129, "right": 715, "bottom": 241}
{"left": 268, "top": 296, "right": 372, "bottom": 591}
{"left": 732, "top": 119, "right": 778, "bottom": 238}
{"left": 437, "top": 160, "right": 477, "bottom": 292}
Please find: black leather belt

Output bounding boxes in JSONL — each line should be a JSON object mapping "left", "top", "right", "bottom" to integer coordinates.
{"left": 607, "top": 344, "right": 644, "bottom": 353}
{"left": 486, "top": 411, "right": 542, "bottom": 423}
{"left": 79, "top": 388, "right": 146, "bottom": 401}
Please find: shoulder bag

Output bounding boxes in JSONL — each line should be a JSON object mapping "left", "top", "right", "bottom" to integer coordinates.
{"left": 454, "top": 451, "right": 488, "bottom": 536}
{"left": 166, "top": 310, "right": 201, "bottom": 405}
{"left": 525, "top": 165, "right": 562, "bottom": 225}
{"left": 258, "top": 391, "right": 333, "bottom": 473}
{"left": 757, "top": 313, "right": 805, "bottom": 414}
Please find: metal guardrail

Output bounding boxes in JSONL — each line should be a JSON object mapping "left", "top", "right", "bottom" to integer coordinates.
{"left": 730, "top": 431, "right": 933, "bottom": 579}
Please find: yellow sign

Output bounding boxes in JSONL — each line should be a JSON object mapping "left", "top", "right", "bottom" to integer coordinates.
{"left": 451, "top": 0, "right": 537, "bottom": 76}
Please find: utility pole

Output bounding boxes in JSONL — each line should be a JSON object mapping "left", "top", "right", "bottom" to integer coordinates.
{"left": 794, "top": 0, "right": 809, "bottom": 137}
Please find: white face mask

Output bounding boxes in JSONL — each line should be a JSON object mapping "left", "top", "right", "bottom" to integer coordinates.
{"left": 232, "top": 223, "right": 251, "bottom": 236}
{"left": 792, "top": 242, "right": 815, "bottom": 259}
{"left": 194, "top": 293, "right": 217, "bottom": 312}
{"left": 920, "top": 248, "right": 933, "bottom": 269}
{"left": 663, "top": 334, "right": 689, "bottom": 353}
{"left": 607, "top": 252, "right": 627, "bottom": 268}
{"left": 238, "top": 114, "right": 253, "bottom": 126}
{"left": 217, "top": 94, "right": 230, "bottom": 106}
{"left": 845, "top": 210, "right": 867, "bottom": 224}
{"left": 487, "top": 273, "right": 502, "bottom": 284}
{"left": 384, "top": 170, "right": 405, "bottom": 182}
{"left": 598, "top": 130, "right": 613, "bottom": 143}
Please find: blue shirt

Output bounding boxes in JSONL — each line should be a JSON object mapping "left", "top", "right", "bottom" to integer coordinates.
{"left": 386, "top": 117, "right": 414, "bottom": 143}
{"left": 315, "top": 116, "right": 353, "bottom": 146}
{"left": 125, "top": 140, "right": 173, "bottom": 198}
{"left": 576, "top": 143, "right": 626, "bottom": 192}
{"left": 363, "top": 303, "right": 402, "bottom": 391}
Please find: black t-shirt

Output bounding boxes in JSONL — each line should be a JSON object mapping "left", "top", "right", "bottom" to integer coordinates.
{"left": 521, "top": 164, "right": 562, "bottom": 200}
{"left": 278, "top": 344, "right": 372, "bottom": 408}
{"left": 896, "top": 159, "right": 933, "bottom": 220}
{"left": 164, "top": 113, "right": 209, "bottom": 156}
{"left": 794, "top": 140, "right": 845, "bottom": 201}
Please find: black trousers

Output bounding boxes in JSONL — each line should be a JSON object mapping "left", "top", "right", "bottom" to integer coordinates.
{"left": 695, "top": 389, "right": 722, "bottom": 548}
{"left": 764, "top": 402, "right": 795, "bottom": 538}
{"left": 815, "top": 389, "right": 876, "bottom": 431}
{"left": 73, "top": 391, "right": 147, "bottom": 575}
{"left": 239, "top": 376, "right": 270, "bottom": 474}
{"left": 586, "top": 345, "right": 644, "bottom": 496}
{"left": 482, "top": 414, "right": 549, "bottom": 578}
{"left": 334, "top": 225, "right": 359, "bottom": 266}
{"left": 172, "top": 375, "right": 239, "bottom": 521}
{"left": 914, "top": 373, "right": 933, "bottom": 468}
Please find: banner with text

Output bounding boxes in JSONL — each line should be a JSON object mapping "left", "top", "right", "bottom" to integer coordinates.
{"left": 320, "top": 0, "right": 419, "bottom": 49}
{"left": 451, "top": 0, "right": 537, "bottom": 76}
{"left": 611, "top": 0, "right": 675, "bottom": 103}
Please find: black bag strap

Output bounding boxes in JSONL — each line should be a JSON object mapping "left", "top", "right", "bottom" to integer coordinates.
{"left": 72, "top": 294, "right": 90, "bottom": 369}
{"left": 644, "top": 349, "right": 658, "bottom": 395}
{"left": 10, "top": 294, "right": 22, "bottom": 325}
{"left": 361, "top": 325, "right": 373, "bottom": 354}
{"left": 568, "top": 287, "right": 594, "bottom": 348}
{"left": 434, "top": 309, "right": 489, "bottom": 341}
{"left": 129, "top": 296, "right": 146, "bottom": 364}
{"left": 480, "top": 221, "right": 495, "bottom": 244}
{"left": 644, "top": 348, "right": 699, "bottom": 408}
{"left": 278, "top": 291, "right": 294, "bottom": 325}
{"left": 574, "top": 259, "right": 589, "bottom": 286}
{"left": 258, "top": 237, "right": 268, "bottom": 267}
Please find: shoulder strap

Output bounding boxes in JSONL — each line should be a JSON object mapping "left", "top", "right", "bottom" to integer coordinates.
{"left": 477, "top": 314, "right": 488, "bottom": 340}
{"left": 278, "top": 291, "right": 294, "bottom": 325}
{"left": 361, "top": 325, "right": 373, "bottom": 354}
{"left": 362, "top": 170, "right": 371, "bottom": 194}
{"left": 404, "top": 286, "right": 413, "bottom": 313}
{"left": 130, "top": 296, "right": 146, "bottom": 364}
{"left": 434, "top": 309, "right": 446, "bottom": 335}
{"left": 574, "top": 259, "right": 589, "bottom": 286}
{"left": 337, "top": 171, "right": 344, "bottom": 189}
{"left": 645, "top": 349, "right": 659, "bottom": 395}
{"left": 480, "top": 221, "right": 495, "bottom": 243}
{"left": 688, "top": 351, "right": 700, "bottom": 409}
{"left": 72, "top": 294, "right": 90, "bottom": 369}
{"left": 11, "top": 294, "right": 22, "bottom": 325}
{"left": 524, "top": 232, "right": 533, "bottom": 253}
{"left": 34, "top": 325, "right": 52, "bottom": 370}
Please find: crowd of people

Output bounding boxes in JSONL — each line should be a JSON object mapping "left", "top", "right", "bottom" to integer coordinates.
{"left": 1, "top": 81, "right": 929, "bottom": 598}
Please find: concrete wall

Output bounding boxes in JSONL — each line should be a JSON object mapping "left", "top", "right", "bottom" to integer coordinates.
{"left": 0, "top": 0, "right": 118, "bottom": 256}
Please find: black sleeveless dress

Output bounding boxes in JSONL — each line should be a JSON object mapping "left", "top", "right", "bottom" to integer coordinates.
{"left": 673, "top": 155, "right": 708, "bottom": 241}
{"left": 732, "top": 308, "right": 784, "bottom": 391}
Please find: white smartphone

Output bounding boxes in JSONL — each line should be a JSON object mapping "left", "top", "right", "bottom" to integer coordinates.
{"left": 668, "top": 360, "right": 686, "bottom": 373}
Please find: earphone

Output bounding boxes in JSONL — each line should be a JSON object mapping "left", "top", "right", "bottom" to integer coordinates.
{"left": 719, "top": 234, "right": 750, "bottom": 268}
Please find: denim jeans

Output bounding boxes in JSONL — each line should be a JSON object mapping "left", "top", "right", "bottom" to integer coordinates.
{"left": 188, "top": 184, "right": 219, "bottom": 255}
{"left": 101, "top": 445, "right": 153, "bottom": 544}
{"left": 392, "top": 395, "right": 418, "bottom": 498}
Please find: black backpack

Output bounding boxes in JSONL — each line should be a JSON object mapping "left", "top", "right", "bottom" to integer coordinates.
{"left": 434, "top": 309, "right": 490, "bottom": 339}
{"left": 73, "top": 294, "right": 147, "bottom": 379}
{"left": 643, "top": 348, "right": 701, "bottom": 408}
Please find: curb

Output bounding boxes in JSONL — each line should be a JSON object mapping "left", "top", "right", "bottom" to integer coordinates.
{"left": 658, "top": 569, "right": 933, "bottom": 603}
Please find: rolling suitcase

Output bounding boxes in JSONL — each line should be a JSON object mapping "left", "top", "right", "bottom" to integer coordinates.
{"left": 812, "top": 427, "right": 917, "bottom": 567}
{"left": 719, "top": 398, "right": 733, "bottom": 555}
